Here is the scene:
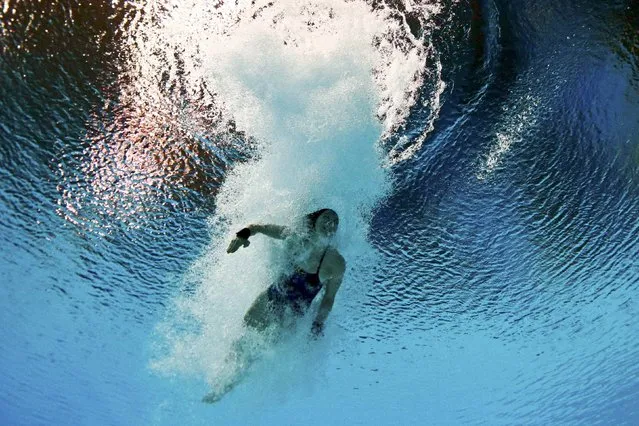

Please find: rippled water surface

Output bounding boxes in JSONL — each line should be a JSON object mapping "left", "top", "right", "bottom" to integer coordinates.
{"left": 1, "top": 0, "right": 638, "bottom": 424}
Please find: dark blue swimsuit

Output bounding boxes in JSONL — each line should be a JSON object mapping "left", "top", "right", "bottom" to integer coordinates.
{"left": 266, "top": 249, "right": 328, "bottom": 315}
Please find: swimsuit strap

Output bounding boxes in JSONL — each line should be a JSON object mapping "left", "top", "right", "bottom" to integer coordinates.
{"left": 316, "top": 247, "right": 329, "bottom": 274}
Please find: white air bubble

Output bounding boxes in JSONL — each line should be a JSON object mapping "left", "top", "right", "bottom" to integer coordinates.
{"left": 123, "top": 0, "right": 446, "bottom": 394}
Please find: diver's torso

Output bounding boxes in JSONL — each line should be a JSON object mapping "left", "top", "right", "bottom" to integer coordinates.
{"left": 283, "top": 233, "right": 330, "bottom": 276}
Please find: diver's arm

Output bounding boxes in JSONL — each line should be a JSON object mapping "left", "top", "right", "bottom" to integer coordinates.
{"left": 312, "top": 253, "right": 345, "bottom": 335}
{"left": 247, "top": 224, "right": 289, "bottom": 240}
{"left": 312, "top": 279, "right": 341, "bottom": 332}
{"left": 227, "top": 223, "right": 289, "bottom": 253}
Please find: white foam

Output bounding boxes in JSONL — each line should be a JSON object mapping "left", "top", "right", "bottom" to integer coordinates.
{"left": 129, "top": 0, "right": 444, "bottom": 393}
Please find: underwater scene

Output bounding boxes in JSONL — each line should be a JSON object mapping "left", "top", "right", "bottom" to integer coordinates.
{"left": 1, "top": 0, "right": 638, "bottom": 424}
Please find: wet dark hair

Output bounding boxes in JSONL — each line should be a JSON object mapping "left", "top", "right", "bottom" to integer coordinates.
{"left": 306, "top": 208, "right": 339, "bottom": 230}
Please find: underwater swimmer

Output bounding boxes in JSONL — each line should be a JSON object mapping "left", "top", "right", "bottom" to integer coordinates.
{"left": 227, "top": 208, "right": 346, "bottom": 336}
{"left": 201, "top": 209, "right": 345, "bottom": 404}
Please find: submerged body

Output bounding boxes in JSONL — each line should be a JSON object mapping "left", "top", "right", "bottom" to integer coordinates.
{"left": 245, "top": 243, "right": 340, "bottom": 326}
{"left": 203, "top": 209, "right": 345, "bottom": 403}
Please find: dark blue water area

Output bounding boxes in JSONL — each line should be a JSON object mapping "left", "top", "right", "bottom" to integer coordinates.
{"left": 366, "top": 0, "right": 639, "bottom": 422}
{"left": 1, "top": 0, "right": 638, "bottom": 424}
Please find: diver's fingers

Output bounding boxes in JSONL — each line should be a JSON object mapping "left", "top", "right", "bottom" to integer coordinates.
{"left": 227, "top": 238, "right": 241, "bottom": 253}
{"left": 227, "top": 238, "right": 249, "bottom": 253}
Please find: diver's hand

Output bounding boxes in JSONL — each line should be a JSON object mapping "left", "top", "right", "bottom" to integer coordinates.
{"left": 227, "top": 237, "right": 250, "bottom": 253}
{"left": 227, "top": 227, "right": 252, "bottom": 253}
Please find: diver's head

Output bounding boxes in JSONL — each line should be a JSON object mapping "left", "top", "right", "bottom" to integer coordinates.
{"left": 306, "top": 208, "right": 339, "bottom": 238}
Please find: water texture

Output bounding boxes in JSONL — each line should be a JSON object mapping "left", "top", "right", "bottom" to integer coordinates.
{"left": 1, "top": 0, "right": 638, "bottom": 424}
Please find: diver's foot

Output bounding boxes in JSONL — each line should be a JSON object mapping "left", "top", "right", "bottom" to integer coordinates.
{"left": 202, "top": 391, "right": 223, "bottom": 404}
{"left": 202, "top": 382, "right": 235, "bottom": 404}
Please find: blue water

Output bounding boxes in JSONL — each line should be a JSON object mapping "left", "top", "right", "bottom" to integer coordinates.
{"left": 1, "top": 0, "right": 638, "bottom": 424}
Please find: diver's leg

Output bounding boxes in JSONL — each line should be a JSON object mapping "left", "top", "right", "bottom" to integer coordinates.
{"left": 203, "top": 289, "right": 284, "bottom": 403}
{"left": 202, "top": 333, "right": 256, "bottom": 404}
{"left": 202, "top": 382, "right": 236, "bottom": 403}
{"left": 202, "top": 321, "right": 284, "bottom": 404}
{"left": 243, "top": 287, "right": 285, "bottom": 331}
{"left": 202, "top": 370, "right": 246, "bottom": 403}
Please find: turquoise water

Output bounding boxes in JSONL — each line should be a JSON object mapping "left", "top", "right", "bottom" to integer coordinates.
{"left": 1, "top": 0, "right": 638, "bottom": 424}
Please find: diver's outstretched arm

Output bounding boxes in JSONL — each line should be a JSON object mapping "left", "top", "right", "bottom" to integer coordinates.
{"left": 247, "top": 224, "right": 289, "bottom": 240}
{"left": 227, "top": 224, "right": 289, "bottom": 253}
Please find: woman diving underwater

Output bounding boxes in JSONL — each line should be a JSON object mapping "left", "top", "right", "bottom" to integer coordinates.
{"left": 202, "top": 208, "right": 346, "bottom": 403}
{"left": 230, "top": 208, "right": 345, "bottom": 334}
